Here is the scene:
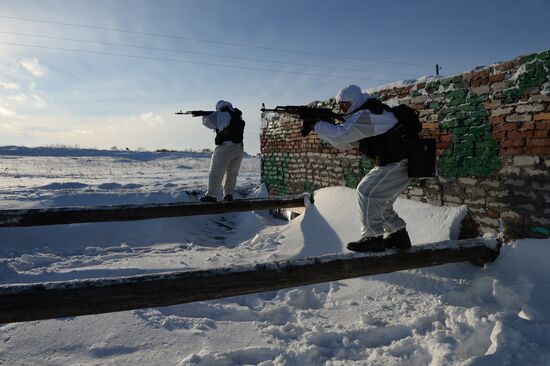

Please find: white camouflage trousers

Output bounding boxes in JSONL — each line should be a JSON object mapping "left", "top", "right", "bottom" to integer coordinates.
{"left": 357, "top": 159, "right": 411, "bottom": 238}
{"left": 205, "top": 141, "right": 244, "bottom": 198}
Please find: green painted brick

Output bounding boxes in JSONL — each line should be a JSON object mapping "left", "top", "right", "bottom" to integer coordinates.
{"left": 477, "top": 141, "right": 498, "bottom": 149}
{"left": 451, "top": 127, "right": 469, "bottom": 135}
{"left": 440, "top": 77, "right": 453, "bottom": 87}
{"left": 531, "top": 226, "right": 550, "bottom": 237}
{"left": 521, "top": 54, "right": 537, "bottom": 63}
{"left": 454, "top": 144, "right": 475, "bottom": 153}
{"left": 449, "top": 90, "right": 468, "bottom": 99}
{"left": 451, "top": 75, "right": 463, "bottom": 83}
{"left": 473, "top": 95, "right": 488, "bottom": 102}
{"left": 457, "top": 105, "right": 477, "bottom": 112}
{"left": 441, "top": 120, "right": 462, "bottom": 129}
{"left": 448, "top": 99, "right": 468, "bottom": 107}
{"left": 303, "top": 181, "right": 316, "bottom": 194}
{"left": 432, "top": 93, "right": 447, "bottom": 99}
{"left": 343, "top": 168, "right": 360, "bottom": 188}
{"left": 360, "top": 157, "right": 374, "bottom": 174}
{"left": 471, "top": 110, "right": 489, "bottom": 118}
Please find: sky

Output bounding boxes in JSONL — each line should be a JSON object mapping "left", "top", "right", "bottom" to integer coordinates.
{"left": 0, "top": 0, "right": 549, "bottom": 154}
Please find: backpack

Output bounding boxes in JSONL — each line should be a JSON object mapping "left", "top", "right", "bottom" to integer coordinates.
{"left": 359, "top": 99, "right": 436, "bottom": 178}
{"left": 390, "top": 104, "right": 422, "bottom": 138}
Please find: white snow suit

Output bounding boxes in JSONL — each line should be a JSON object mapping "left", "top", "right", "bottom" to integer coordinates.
{"left": 202, "top": 101, "right": 244, "bottom": 199}
{"left": 314, "top": 85, "right": 410, "bottom": 238}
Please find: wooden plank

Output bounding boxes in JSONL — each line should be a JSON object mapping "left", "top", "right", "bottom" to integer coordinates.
{"left": 0, "top": 195, "right": 307, "bottom": 227}
{"left": 0, "top": 238, "right": 500, "bottom": 323}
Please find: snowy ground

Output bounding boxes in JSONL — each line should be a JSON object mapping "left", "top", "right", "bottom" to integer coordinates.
{"left": 0, "top": 147, "right": 549, "bottom": 366}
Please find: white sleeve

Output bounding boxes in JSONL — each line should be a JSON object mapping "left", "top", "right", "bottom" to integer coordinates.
{"left": 314, "top": 110, "right": 398, "bottom": 149}
{"left": 202, "top": 111, "right": 231, "bottom": 130}
{"left": 202, "top": 113, "right": 218, "bottom": 129}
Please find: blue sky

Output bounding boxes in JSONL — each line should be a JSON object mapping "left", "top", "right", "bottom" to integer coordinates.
{"left": 0, "top": 0, "right": 548, "bottom": 154}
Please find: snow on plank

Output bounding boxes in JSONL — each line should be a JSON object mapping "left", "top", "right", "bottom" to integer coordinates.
{"left": 0, "top": 195, "right": 307, "bottom": 227}
{"left": 0, "top": 238, "right": 500, "bottom": 323}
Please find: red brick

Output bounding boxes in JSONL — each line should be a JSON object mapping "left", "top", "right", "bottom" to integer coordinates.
{"left": 529, "top": 138, "right": 550, "bottom": 147}
{"left": 423, "top": 130, "right": 441, "bottom": 138}
{"left": 489, "top": 115, "right": 505, "bottom": 125}
{"left": 536, "top": 121, "right": 550, "bottom": 129}
{"left": 472, "top": 69, "right": 491, "bottom": 79}
{"left": 463, "top": 71, "right": 475, "bottom": 81}
{"left": 501, "top": 147, "right": 526, "bottom": 155}
{"left": 534, "top": 112, "right": 550, "bottom": 121}
{"left": 396, "top": 86, "right": 413, "bottom": 96}
{"left": 489, "top": 74, "right": 506, "bottom": 83}
{"left": 422, "top": 122, "right": 439, "bottom": 129}
{"left": 528, "top": 146, "right": 550, "bottom": 155}
{"left": 520, "top": 122, "right": 535, "bottom": 130}
{"left": 508, "top": 130, "right": 534, "bottom": 139}
{"left": 493, "top": 131, "right": 507, "bottom": 140}
{"left": 493, "top": 123, "right": 518, "bottom": 133}
{"left": 501, "top": 138, "right": 526, "bottom": 147}
{"left": 534, "top": 129, "right": 549, "bottom": 138}
{"left": 471, "top": 77, "right": 490, "bottom": 87}
{"left": 440, "top": 134, "right": 452, "bottom": 143}
{"left": 495, "top": 61, "right": 515, "bottom": 72}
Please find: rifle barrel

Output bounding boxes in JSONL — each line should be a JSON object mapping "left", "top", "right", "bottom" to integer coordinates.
{"left": 175, "top": 110, "right": 214, "bottom": 116}
{"left": 261, "top": 105, "right": 343, "bottom": 121}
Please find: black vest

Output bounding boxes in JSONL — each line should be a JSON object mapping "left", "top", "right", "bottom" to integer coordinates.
{"left": 356, "top": 99, "right": 408, "bottom": 166}
{"left": 215, "top": 108, "right": 245, "bottom": 146}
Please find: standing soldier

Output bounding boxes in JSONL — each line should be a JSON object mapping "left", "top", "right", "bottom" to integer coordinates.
{"left": 200, "top": 100, "right": 245, "bottom": 202}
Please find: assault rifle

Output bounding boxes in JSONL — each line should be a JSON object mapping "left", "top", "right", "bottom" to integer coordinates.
{"left": 261, "top": 103, "right": 344, "bottom": 136}
{"left": 175, "top": 110, "right": 214, "bottom": 117}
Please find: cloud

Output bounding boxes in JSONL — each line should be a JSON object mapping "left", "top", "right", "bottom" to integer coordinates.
{"left": 19, "top": 58, "right": 48, "bottom": 77}
{"left": 0, "top": 121, "right": 24, "bottom": 137}
{"left": 6, "top": 93, "right": 48, "bottom": 110}
{"left": 140, "top": 112, "right": 165, "bottom": 127}
{"left": 31, "top": 95, "right": 48, "bottom": 109}
{"left": 8, "top": 94, "right": 27, "bottom": 104}
{"left": 0, "top": 81, "right": 19, "bottom": 90}
{"left": 72, "top": 129, "right": 92, "bottom": 135}
{"left": 0, "top": 105, "right": 17, "bottom": 117}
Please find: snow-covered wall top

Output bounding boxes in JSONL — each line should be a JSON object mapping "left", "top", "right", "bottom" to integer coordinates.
{"left": 260, "top": 49, "right": 550, "bottom": 240}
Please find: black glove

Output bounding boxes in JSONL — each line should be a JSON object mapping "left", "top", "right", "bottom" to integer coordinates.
{"left": 300, "top": 119, "right": 317, "bottom": 137}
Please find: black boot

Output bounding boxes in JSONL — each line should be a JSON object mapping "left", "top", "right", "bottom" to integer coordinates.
{"left": 384, "top": 228, "right": 412, "bottom": 249}
{"left": 223, "top": 194, "right": 233, "bottom": 201}
{"left": 200, "top": 195, "right": 217, "bottom": 203}
{"left": 347, "top": 236, "right": 386, "bottom": 252}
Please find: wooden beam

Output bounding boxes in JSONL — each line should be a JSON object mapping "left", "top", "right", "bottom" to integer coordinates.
{"left": 0, "top": 195, "right": 307, "bottom": 227}
{"left": 0, "top": 238, "right": 500, "bottom": 323}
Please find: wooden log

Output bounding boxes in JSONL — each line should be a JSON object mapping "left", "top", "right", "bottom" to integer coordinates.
{"left": 0, "top": 195, "right": 307, "bottom": 227}
{"left": 0, "top": 238, "right": 500, "bottom": 323}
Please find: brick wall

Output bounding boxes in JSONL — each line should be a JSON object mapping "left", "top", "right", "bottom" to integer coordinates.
{"left": 260, "top": 49, "right": 550, "bottom": 239}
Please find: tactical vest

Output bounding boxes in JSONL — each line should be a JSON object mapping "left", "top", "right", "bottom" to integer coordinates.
{"left": 356, "top": 99, "right": 408, "bottom": 166}
{"left": 215, "top": 108, "right": 245, "bottom": 146}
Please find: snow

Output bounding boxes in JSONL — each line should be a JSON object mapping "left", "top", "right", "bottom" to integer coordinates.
{"left": 1, "top": 146, "right": 549, "bottom": 365}
{"left": 364, "top": 75, "right": 444, "bottom": 95}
